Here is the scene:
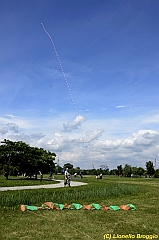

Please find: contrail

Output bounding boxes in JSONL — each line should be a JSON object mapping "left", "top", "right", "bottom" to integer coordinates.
{"left": 41, "top": 23, "right": 78, "bottom": 117}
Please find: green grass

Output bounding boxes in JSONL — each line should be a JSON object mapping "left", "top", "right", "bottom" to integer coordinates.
{"left": 1, "top": 175, "right": 159, "bottom": 240}
{"left": 0, "top": 174, "right": 60, "bottom": 187}
{"left": 0, "top": 183, "right": 139, "bottom": 208}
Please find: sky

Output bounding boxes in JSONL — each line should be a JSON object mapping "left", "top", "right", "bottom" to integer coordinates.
{"left": 0, "top": 0, "right": 159, "bottom": 170}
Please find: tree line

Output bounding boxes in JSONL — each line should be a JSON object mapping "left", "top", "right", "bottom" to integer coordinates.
{"left": 0, "top": 139, "right": 56, "bottom": 179}
{"left": 62, "top": 162, "right": 159, "bottom": 178}
{"left": 112, "top": 162, "right": 158, "bottom": 178}
{"left": 0, "top": 139, "right": 158, "bottom": 179}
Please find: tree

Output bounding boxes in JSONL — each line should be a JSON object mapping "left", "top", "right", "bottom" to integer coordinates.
{"left": 56, "top": 165, "right": 62, "bottom": 174}
{"left": 117, "top": 165, "right": 123, "bottom": 176}
{"left": 75, "top": 167, "right": 80, "bottom": 172}
{"left": 0, "top": 139, "right": 56, "bottom": 179}
{"left": 146, "top": 161, "right": 155, "bottom": 177}
{"left": 110, "top": 169, "right": 118, "bottom": 175}
{"left": 137, "top": 167, "right": 145, "bottom": 177}
{"left": 63, "top": 163, "right": 73, "bottom": 170}
{"left": 123, "top": 164, "right": 132, "bottom": 177}
{"left": 154, "top": 169, "right": 159, "bottom": 178}
{"left": 131, "top": 167, "right": 138, "bottom": 176}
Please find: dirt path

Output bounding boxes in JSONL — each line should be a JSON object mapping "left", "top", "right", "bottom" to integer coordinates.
{"left": 0, "top": 180, "right": 87, "bottom": 191}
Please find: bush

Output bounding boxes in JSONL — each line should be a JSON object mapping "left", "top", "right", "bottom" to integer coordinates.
{"left": 154, "top": 169, "right": 159, "bottom": 178}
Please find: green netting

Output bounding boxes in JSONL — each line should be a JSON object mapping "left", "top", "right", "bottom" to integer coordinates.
{"left": 54, "top": 203, "right": 65, "bottom": 210}
{"left": 91, "top": 203, "right": 101, "bottom": 210}
{"left": 25, "top": 205, "right": 38, "bottom": 211}
{"left": 109, "top": 206, "right": 120, "bottom": 211}
{"left": 127, "top": 204, "right": 136, "bottom": 210}
{"left": 70, "top": 203, "right": 83, "bottom": 210}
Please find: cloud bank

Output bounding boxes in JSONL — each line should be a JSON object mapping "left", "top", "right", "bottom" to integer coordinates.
{"left": 0, "top": 114, "right": 159, "bottom": 170}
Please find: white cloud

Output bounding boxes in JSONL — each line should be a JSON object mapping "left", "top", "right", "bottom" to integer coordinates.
{"left": 1, "top": 133, "right": 46, "bottom": 146}
{"left": 5, "top": 114, "right": 16, "bottom": 119}
{"left": 6, "top": 123, "right": 19, "bottom": 133}
{"left": 62, "top": 115, "right": 85, "bottom": 132}
{"left": 115, "top": 105, "right": 127, "bottom": 108}
{"left": 30, "top": 133, "right": 46, "bottom": 140}
{"left": 78, "top": 129, "right": 104, "bottom": 143}
{"left": 142, "top": 114, "right": 159, "bottom": 124}
{"left": 0, "top": 115, "right": 34, "bottom": 130}
{"left": 47, "top": 133, "right": 75, "bottom": 151}
{"left": 90, "top": 130, "right": 159, "bottom": 169}
{"left": 0, "top": 112, "right": 159, "bottom": 170}
{"left": 0, "top": 126, "right": 8, "bottom": 135}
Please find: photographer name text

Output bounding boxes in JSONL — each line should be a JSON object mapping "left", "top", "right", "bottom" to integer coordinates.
{"left": 104, "top": 234, "right": 158, "bottom": 240}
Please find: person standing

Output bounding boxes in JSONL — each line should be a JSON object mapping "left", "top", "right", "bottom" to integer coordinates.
{"left": 64, "top": 168, "right": 71, "bottom": 187}
{"left": 79, "top": 171, "right": 82, "bottom": 179}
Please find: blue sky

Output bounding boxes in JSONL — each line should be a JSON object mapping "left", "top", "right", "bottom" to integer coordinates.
{"left": 0, "top": 0, "right": 159, "bottom": 170}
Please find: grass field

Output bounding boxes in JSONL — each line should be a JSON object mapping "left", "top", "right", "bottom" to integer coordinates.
{"left": 0, "top": 174, "right": 60, "bottom": 187}
{"left": 0, "top": 175, "right": 159, "bottom": 240}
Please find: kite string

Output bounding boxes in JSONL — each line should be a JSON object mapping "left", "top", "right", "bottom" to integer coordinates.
{"left": 41, "top": 23, "right": 78, "bottom": 117}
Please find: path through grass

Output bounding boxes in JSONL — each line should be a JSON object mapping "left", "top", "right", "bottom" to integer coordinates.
{"left": 0, "top": 175, "right": 159, "bottom": 240}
